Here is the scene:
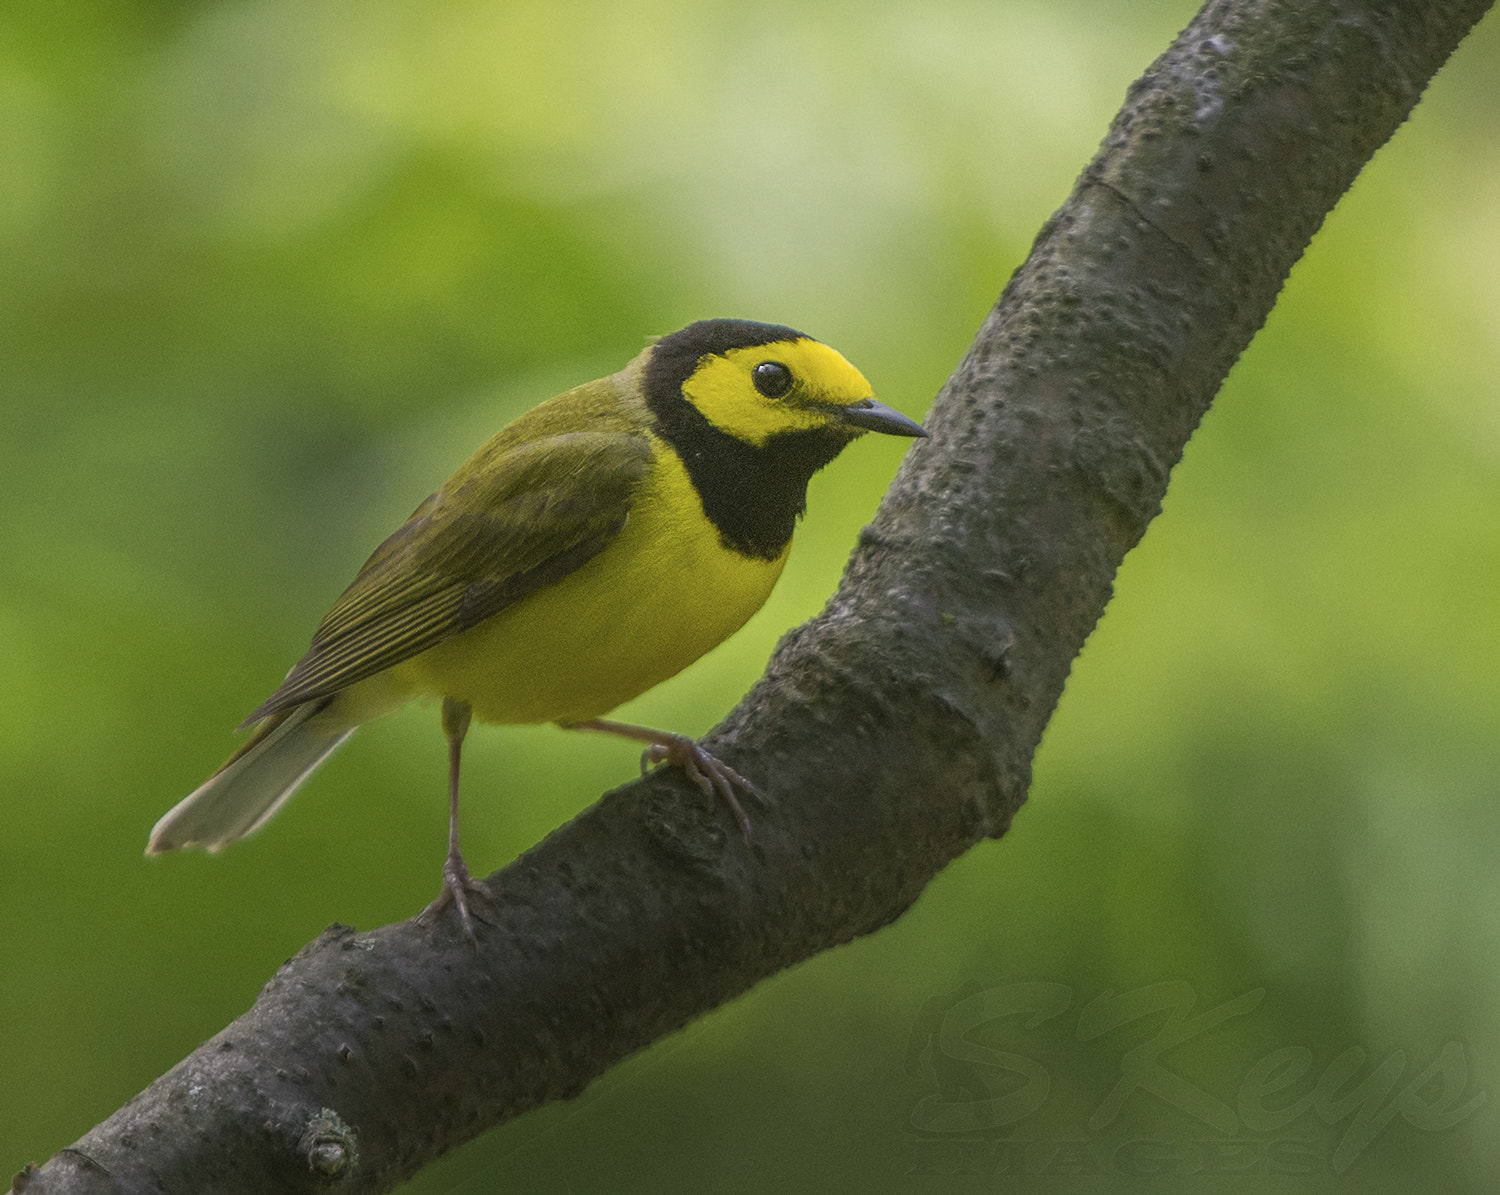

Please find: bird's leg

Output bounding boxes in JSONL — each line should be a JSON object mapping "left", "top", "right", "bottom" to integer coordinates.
{"left": 420, "top": 697, "right": 492, "bottom": 939}
{"left": 565, "top": 718, "right": 765, "bottom": 842}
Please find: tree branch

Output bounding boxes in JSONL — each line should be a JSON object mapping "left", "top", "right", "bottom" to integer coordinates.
{"left": 15, "top": 0, "right": 1493, "bottom": 1191}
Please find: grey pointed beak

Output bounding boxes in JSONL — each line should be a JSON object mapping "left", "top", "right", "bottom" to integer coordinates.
{"left": 840, "top": 398, "right": 928, "bottom": 438}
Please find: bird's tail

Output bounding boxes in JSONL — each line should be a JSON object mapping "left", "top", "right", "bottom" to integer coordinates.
{"left": 147, "top": 699, "right": 355, "bottom": 854}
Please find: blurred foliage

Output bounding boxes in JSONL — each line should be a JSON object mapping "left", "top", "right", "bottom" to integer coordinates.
{"left": 3, "top": 0, "right": 1499, "bottom": 1190}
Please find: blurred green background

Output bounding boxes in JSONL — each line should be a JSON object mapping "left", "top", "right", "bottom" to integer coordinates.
{"left": 4, "top": 0, "right": 1499, "bottom": 1190}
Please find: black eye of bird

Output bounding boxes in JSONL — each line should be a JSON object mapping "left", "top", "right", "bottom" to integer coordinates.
{"left": 751, "top": 361, "right": 793, "bottom": 399}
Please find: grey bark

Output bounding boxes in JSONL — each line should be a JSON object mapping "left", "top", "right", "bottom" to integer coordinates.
{"left": 13, "top": 0, "right": 1493, "bottom": 1192}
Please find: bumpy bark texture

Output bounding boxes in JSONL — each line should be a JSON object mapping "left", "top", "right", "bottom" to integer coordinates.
{"left": 14, "top": 1, "right": 1493, "bottom": 1192}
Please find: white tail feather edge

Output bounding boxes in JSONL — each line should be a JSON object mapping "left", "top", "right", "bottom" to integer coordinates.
{"left": 147, "top": 702, "right": 355, "bottom": 854}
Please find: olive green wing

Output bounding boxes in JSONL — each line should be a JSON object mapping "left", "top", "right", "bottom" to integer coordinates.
{"left": 243, "top": 429, "right": 653, "bottom": 724}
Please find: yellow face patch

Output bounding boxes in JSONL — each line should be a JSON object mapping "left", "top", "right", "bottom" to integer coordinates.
{"left": 681, "top": 338, "right": 876, "bottom": 445}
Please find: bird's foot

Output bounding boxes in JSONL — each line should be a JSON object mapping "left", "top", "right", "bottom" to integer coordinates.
{"left": 640, "top": 732, "right": 766, "bottom": 843}
{"left": 565, "top": 718, "right": 766, "bottom": 841}
{"left": 420, "top": 850, "right": 493, "bottom": 942}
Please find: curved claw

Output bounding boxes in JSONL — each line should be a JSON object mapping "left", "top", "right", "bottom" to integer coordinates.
{"left": 568, "top": 718, "right": 766, "bottom": 842}
{"left": 641, "top": 733, "right": 762, "bottom": 842}
{"left": 420, "top": 851, "right": 494, "bottom": 942}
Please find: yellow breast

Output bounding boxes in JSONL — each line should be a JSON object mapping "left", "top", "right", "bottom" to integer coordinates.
{"left": 390, "top": 442, "right": 787, "bottom": 726}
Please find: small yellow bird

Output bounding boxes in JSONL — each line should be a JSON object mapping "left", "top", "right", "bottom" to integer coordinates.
{"left": 148, "top": 319, "right": 926, "bottom": 934}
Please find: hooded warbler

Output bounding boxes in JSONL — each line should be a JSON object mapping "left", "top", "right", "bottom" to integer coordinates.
{"left": 148, "top": 319, "right": 927, "bottom": 934}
